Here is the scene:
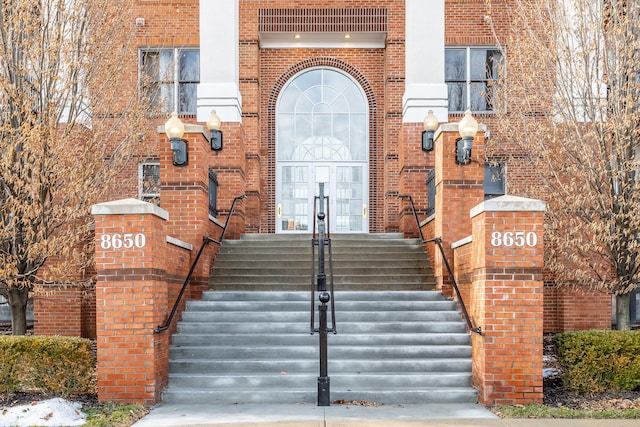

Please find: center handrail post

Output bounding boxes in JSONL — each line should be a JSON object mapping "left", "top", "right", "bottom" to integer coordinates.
{"left": 316, "top": 182, "right": 330, "bottom": 406}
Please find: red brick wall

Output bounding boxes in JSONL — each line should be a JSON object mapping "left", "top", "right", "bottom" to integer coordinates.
{"left": 544, "top": 286, "right": 611, "bottom": 332}
{"left": 82, "top": 285, "right": 97, "bottom": 339}
{"left": 33, "top": 284, "right": 83, "bottom": 337}
{"left": 452, "top": 238, "right": 474, "bottom": 317}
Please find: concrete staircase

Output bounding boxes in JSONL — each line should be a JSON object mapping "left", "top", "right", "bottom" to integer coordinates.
{"left": 163, "top": 234, "right": 476, "bottom": 405}
{"left": 208, "top": 233, "right": 436, "bottom": 291}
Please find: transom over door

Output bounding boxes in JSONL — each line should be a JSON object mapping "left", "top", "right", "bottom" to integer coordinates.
{"left": 276, "top": 68, "right": 369, "bottom": 233}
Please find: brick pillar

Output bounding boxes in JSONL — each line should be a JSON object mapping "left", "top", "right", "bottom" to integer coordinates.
{"left": 207, "top": 122, "right": 246, "bottom": 240}
{"left": 432, "top": 123, "right": 485, "bottom": 294}
{"left": 398, "top": 123, "right": 433, "bottom": 238}
{"left": 159, "top": 125, "right": 213, "bottom": 245}
{"left": 91, "top": 199, "right": 170, "bottom": 405}
{"left": 469, "top": 195, "right": 546, "bottom": 405}
{"left": 158, "top": 124, "right": 225, "bottom": 300}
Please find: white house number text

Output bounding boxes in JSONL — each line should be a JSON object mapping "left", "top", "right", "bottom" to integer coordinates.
{"left": 491, "top": 231, "right": 537, "bottom": 247}
{"left": 100, "top": 233, "right": 146, "bottom": 249}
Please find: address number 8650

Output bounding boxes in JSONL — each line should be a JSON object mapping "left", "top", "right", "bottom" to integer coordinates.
{"left": 100, "top": 233, "right": 146, "bottom": 249}
{"left": 491, "top": 231, "right": 538, "bottom": 248}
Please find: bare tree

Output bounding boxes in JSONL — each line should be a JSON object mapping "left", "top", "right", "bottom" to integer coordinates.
{"left": 487, "top": 0, "right": 640, "bottom": 329}
{"left": 0, "top": 0, "right": 153, "bottom": 334}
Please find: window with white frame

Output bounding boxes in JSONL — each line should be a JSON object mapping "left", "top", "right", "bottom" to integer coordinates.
{"left": 140, "top": 48, "right": 200, "bottom": 114}
{"left": 138, "top": 162, "right": 160, "bottom": 205}
{"left": 445, "top": 47, "right": 503, "bottom": 113}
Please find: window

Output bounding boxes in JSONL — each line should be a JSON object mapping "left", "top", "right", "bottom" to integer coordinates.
{"left": 426, "top": 169, "right": 436, "bottom": 217}
{"left": 445, "top": 47, "right": 503, "bottom": 113}
{"left": 484, "top": 163, "right": 505, "bottom": 200}
{"left": 209, "top": 168, "right": 218, "bottom": 218}
{"left": 140, "top": 48, "right": 200, "bottom": 114}
{"left": 138, "top": 162, "right": 160, "bottom": 205}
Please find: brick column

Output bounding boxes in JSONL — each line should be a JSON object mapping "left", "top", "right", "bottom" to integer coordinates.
{"left": 469, "top": 195, "right": 546, "bottom": 405}
{"left": 398, "top": 123, "right": 432, "bottom": 238}
{"left": 432, "top": 123, "right": 485, "bottom": 293}
{"left": 158, "top": 122, "right": 246, "bottom": 297}
{"left": 159, "top": 125, "right": 213, "bottom": 246}
{"left": 91, "top": 199, "right": 170, "bottom": 405}
{"left": 207, "top": 122, "right": 246, "bottom": 240}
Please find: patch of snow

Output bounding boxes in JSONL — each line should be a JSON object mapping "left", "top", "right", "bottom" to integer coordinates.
{"left": 0, "top": 398, "right": 86, "bottom": 427}
{"left": 543, "top": 367, "right": 560, "bottom": 378}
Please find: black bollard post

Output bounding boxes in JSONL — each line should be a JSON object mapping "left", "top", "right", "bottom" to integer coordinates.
{"left": 316, "top": 183, "right": 330, "bottom": 406}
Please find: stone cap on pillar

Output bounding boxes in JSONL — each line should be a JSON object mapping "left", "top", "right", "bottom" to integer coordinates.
{"left": 91, "top": 198, "right": 168, "bottom": 220}
{"left": 470, "top": 195, "right": 546, "bottom": 218}
{"left": 156, "top": 124, "right": 206, "bottom": 135}
{"left": 435, "top": 122, "right": 487, "bottom": 139}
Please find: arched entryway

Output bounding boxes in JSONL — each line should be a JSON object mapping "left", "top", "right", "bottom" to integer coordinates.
{"left": 275, "top": 67, "right": 369, "bottom": 233}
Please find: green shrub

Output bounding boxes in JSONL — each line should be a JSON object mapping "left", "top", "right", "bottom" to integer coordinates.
{"left": 554, "top": 330, "right": 640, "bottom": 394}
{"left": 0, "top": 336, "right": 95, "bottom": 397}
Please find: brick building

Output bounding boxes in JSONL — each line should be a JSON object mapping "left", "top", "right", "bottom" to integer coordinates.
{"left": 110, "top": 0, "right": 614, "bottom": 331}
{"left": 31, "top": 0, "right": 623, "bottom": 406}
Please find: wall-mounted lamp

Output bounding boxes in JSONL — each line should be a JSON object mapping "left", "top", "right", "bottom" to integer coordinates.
{"left": 422, "top": 110, "right": 439, "bottom": 152}
{"left": 165, "top": 112, "right": 188, "bottom": 166}
{"left": 206, "top": 110, "right": 223, "bottom": 151}
{"left": 456, "top": 109, "right": 478, "bottom": 165}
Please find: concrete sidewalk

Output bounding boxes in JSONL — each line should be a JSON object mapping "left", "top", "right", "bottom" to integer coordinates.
{"left": 131, "top": 402, "right": 640, "bottom": 427}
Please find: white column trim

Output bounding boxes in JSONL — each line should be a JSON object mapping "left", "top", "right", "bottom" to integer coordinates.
{"left": 197, "top": 0, "right": 242, "bottom": 123}
{"left": 403, "top": 0, "right": 448, "bottom": 124}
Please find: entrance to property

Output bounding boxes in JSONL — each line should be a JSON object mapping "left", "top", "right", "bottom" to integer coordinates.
{"left": 276, "top": 67, "right": 369, "bottom": 233}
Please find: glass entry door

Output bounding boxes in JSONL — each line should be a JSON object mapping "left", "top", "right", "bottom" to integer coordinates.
{"left": 276, "top": 67, "right": 369, "bottom": 233}
{"left": 277, "top": 163, "right": 368, "bottom": 233}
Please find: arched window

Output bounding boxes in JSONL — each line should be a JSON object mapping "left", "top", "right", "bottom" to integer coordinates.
{"left": 277, "top": 68, "right": 368, "bottom": 162}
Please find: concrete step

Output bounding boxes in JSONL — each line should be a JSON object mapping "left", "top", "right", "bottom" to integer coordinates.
{"left": 168, "top": 358, "right": 472, "bottom": 374}
{"left": 169, "top": 345, "right": 472, "bottom": 360}
{"left": 220, "top": 241, "right": 423, "bottom": 255}
{"left": 208, "top": 274, "right": 434, "bottom": 285}
{"left": 210, "top": 266, "right": 432, "bottom": 275}
{"left": 170, "top": 332, "right": 471, "bottom": 347}
{"left": 161, "top": 388, "right": 478, "bottom": 405}
{"left": 167, "top": 372, "right": 472, "bottom": 389}
{"left": 176, "top": 321, "right": 467, "bottom": 334}
{"left": 185, "top": 299, "right": 458, "bottom": 312}
{"left": 199, "top": 290, "right": 446, "bottom": 301}
{"left": 180, "top": 310, "right": 463, "bottom": 322}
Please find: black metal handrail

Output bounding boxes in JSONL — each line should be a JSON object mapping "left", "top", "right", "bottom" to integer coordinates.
{"left": 219, "top": 195, "right": 248, "bottom": 242}
{"left": 310, "top": 186, "right": 336, "bottom": 334}
{"left": 310, "top": 182, "right": 335, "bottom": 406}
{"left": 155, "top": 194, "right": 247, "bottom": 334}
{"left": 399, "top": 194, "right": 482, "bottom": 335}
